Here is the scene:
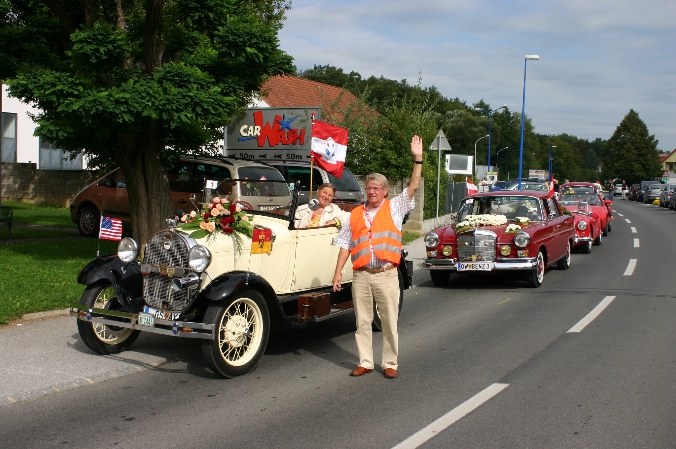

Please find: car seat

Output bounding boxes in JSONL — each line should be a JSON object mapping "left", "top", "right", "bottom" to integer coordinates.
{"left": 515, "top": 205, "right": 529, "bottom": 217}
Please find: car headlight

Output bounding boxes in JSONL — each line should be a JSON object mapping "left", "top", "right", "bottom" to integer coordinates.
{"left": 514, "top": 231, "right": 531, "bottom": 248}
{"left": 424, "top": 232, "right": 440, "bottom": 248}
{"left": 189, "top": 245, "right": 212, "bottom": 272}
{"left": 118, "top": 237, "right": 139, "bottom": 263}
{"left": 577, "top": 221, "right": 587, "bottom": 231}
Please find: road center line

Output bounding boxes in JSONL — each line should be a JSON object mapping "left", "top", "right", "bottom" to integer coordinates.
{"left": 567, "top": 296, "right": 616, "bottom": 333}
{"left": 624, "top": 259, "right": 637, "bottom": 276}
{"left": 392, "top": 383, "right": 510, "bottom": 449}
{"left": 625, "top": 219, "right": 631, "bottom": 223}
{"left": 631, "top": 227, "right": 637, "bottom": 233}
{"left": 634, "top": 239, "right": 640, "bottom": 248}
{"left": 617, "top": 213, "right": 624, "bottom": 217}
{"left": 498, "top": 299, "right": 511, "bottom": 305}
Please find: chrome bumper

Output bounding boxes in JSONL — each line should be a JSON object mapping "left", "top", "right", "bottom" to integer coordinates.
{"left": 70, "top": 307, "right": 215, "bottom": 340}
{"left": 574, "top": 236, "right": 592, "bottom": 244}
{"left": 422, "top": 257, "right": 538, "bottom": 271}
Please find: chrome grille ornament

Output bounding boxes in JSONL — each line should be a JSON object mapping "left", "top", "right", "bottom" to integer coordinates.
{"left": 143, "top": 230, "right": 193, "bottom": 311}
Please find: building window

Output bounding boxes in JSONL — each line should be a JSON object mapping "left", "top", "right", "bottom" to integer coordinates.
{"left": 1, "top": 112, "right": 17, "bottom": 163}
{"left": 39, "top": 138, "right": 83, "bottom": 170}
{"left": 669, "top": 163, "right": 674, "bottom": 171}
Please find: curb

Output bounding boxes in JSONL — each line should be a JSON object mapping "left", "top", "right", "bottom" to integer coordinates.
{"left": 21, "top": 309, "right": 70, "bottom": 322}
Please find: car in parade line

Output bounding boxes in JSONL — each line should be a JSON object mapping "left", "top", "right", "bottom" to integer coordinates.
{"left": 659, "top": 184, "right": 676, "bottom": 207}
{"left": 69, "top": 178, "right": 414, "bottom": 378}
{"left": 559, "top": 184, "right": 612, "bottom": 236}
{"left": 422, "top": 190, "right": 575, "bottom": 288}
{"left": 643, "top": 183, "right": 665, "bottom": 204}
{"left": 557, "top": 200, "right": 602, "bottom": 253}
{"left": 70, "top": 155, "right": 292, "bottom": 237}
{"left": 629, "top": 184, "right": 640, "bottom": 201}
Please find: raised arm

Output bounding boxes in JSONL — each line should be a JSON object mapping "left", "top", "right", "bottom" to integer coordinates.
{"left": 407, "top": 135, "right": 424, "bottom": 201}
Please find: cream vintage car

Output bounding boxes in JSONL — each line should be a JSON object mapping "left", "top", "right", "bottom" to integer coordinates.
{"left": 71, "top": 179, "right": 412, "bottom": 378}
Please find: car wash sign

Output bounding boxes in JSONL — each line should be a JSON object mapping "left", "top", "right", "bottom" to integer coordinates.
{"left": 225, "top": 107, "right": 321, "bottom": 161}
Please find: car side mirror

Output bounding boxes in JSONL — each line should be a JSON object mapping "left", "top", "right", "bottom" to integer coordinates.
{"left": 605, "top": 200, "right": 612, "bottom": 205}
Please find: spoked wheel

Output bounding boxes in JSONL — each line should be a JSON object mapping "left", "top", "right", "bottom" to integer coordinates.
{"left": 557, "top": 241, "right": 571, "bottom": 270}
{"left": 526, "top": 250, "right": 545, "bottom": 288}
{"left": 77, "top": 281, "right": 140, "bottom": 354}
{"left": 430, "top": 270, "right": 451, "bottom": 286}
{"left": 372, "top": 268, "right": 405, "bottom": 332}
{"left": 582, "top": 240, "right": 592, "bottom": 254}
{"left": 202, "top": 289, "right": 269, "bottom": 378}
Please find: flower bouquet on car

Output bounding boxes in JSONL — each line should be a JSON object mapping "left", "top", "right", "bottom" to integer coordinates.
{"left": 454, "top": 214, "right": 507, "bottom": 233}
{"left": 177, "top": 196, "right": 254, "bottom": 250}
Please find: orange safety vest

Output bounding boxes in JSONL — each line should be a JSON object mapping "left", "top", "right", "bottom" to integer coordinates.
{"left": 349, "top": 200, "right": 402, "bottom": 269}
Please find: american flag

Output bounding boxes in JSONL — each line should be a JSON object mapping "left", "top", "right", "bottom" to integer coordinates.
{"left": 99, "top": 216, "right": 123, "bottom": 241}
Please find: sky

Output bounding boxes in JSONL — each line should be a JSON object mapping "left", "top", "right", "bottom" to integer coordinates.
{"left": 279, "top": 0, "right": 676, "bottom": 152}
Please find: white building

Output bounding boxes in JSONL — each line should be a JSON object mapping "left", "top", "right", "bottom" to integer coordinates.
{"left": 2, "top": 84, "right": 84, "bottom": 169}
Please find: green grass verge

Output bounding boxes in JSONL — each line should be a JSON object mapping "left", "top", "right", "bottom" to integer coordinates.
{"left": 0, "top": 228, "right": 78, "bottom": 240}
{"left": 3, "top": 201, "right": 75, "bottom": 228}
{"left": 402, "top": 231, "right": 420, "bottom": 245}
{"left": 0, "top": 239, "right": 117, "bottom": 325}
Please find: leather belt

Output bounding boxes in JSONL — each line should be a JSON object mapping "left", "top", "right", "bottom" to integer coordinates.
{"left": 355, "top": 265, "right": 396, "bottom": 274}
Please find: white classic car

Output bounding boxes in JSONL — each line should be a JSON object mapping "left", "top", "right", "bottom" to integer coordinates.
{"left": 71, "top": 179, "right": 412, "bottom": 378}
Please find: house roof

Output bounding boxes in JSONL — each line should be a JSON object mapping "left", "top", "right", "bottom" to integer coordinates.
{"left": 258, "top": 75, "right": 361, "bottom": 120}
{"left": 660, "top": 148, "right": 676, "bottom": 163}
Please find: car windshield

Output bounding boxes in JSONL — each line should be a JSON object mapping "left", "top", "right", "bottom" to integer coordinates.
{"left": 458, "top": 196, "right": 544, "bottom": 222}
{"left": 236, "top": 167, "right": 289, "bottom": 197}
{"left": 209, "top": 178, "right": 291, "bottom": 201}
{"left": 522, "top": 183, "right": 548, "bottom": 191}
{"left": 560, "top": 193, "right": 602, "bottom": 205}
{"left": 327, "top": 169, "right": 362, "bottom": 192}
{"left": 559, "top": 200, "right": 590, "bottom": 214}
{"left": 562, "top": 186, "right": 594, "bottom": 196}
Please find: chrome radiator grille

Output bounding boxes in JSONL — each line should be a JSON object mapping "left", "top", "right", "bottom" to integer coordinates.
{"left": 457, "top": 233, "right": 496, "bottom": 262}
{"left": 143, "top": 231, "right": 192, "bottom": 311}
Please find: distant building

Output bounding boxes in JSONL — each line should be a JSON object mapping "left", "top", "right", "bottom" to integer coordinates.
{"left": 660, "top": 149, "right": 676, "bottom": 172}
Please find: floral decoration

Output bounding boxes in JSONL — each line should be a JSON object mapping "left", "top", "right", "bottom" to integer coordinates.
{"left": 514, "top": 217, "right": 530, "bottom": 225}
{"left": 505, "top": 224, "right": 522, "bottom": 234}
{"left": 176, "top": 196, "right": 254, "bottom": 248}
{"left": 454, "top": 214, "right": 507, "bottom": 233}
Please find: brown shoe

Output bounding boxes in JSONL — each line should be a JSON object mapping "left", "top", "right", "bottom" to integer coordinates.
{"left": 350, "top": 366, "right": 373, "bottom": 376}
{"left": 383, "top": 368, "right": 398, "bottom": 379}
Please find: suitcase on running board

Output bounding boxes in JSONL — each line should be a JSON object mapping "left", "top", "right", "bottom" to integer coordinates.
{"left": 298, "top": 292, "right": 331, "bottom": 321}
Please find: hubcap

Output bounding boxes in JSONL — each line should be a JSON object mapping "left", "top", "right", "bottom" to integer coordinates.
{"left": 537, "top": 254, "right": 544, "bottom": 283}
{"left": 80, "top": 211, "right": 96, "bottom": 234}
{"left": 93, "top": 286, "right": 133, "bottom": 343}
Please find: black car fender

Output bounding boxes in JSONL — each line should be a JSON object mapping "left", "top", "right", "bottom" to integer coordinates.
{"left": 77, "top": 255, "right": 143, "bottom": 306}
{"left": 198, "top": 271, "right": 285, "bottom": 321}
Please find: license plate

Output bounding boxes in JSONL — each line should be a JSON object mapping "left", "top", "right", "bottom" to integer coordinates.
{"left": 138, "top": 313, "right": 154, "bottom": 327}
{"left": 457, "top": 262, "right": 494, "bottom": 271}
{"left": 143, "top": 306, "right": 181, "bottom": 321}
{"left": 259, "top": 205, "right": 277, "bottom": 211}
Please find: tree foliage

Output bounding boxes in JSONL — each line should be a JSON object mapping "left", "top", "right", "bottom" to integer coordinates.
{"left": 2, "top": 0, "right": 294, "bottom": 245}
{"left": 601, "top": 110, "right": 661, "bottom": 184}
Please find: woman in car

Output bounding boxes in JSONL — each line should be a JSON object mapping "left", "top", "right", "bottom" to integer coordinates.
{"left": 294, "top": 183, "right": 350, "bottom": 228}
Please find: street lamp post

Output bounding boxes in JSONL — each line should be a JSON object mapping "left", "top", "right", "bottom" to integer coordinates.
{"left": 518, "top": 55, "right": 539, "bottom": 191}
{"left": 475, "top": 105, "right": 507, "bottom": 171}
{"left": 495, "top": 146, "right": 508, "bottom": 175}
{"left": 474, "top": 134, "right": 489, "bottom": 181}
{"left": 547, "top": 133, "right": 556, "bottom": 180}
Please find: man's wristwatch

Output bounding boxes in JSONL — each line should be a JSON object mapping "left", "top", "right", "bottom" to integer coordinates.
{"left": 414, "top": 160, "right": 423, "bottom": 164}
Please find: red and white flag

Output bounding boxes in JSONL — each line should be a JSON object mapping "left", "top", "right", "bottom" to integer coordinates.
{"left": 311, "top": 120, "right": 348, "bottom": 178}
{"left": 99, "top": 216, "right": 123, "bottom": 241}
{"left": 466, "top": 177, "right": 478, "bottom": 195}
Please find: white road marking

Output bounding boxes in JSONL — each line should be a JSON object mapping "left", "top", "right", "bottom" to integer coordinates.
{"left": 617, "top": 213, "right": 624, "bottom": 217}
{"left": 392, "top": 383, "right": 510, "bottom": 449}
{"left": 624, "top": 259, "right": 637, "bottom": 276}
{"left": 631, "top": 227, "right": 637, "bottom": 233}
{"left": 625, "top": 219, "right": 631, "bottom": 223}
{"left": 567, "top": 296, "right": 617, "bottom": 333}
{"left": 634, "top": 239, "right": 640, "bottom": 248}
{"left": 6, "top": 396, "right": 17, "bottom": 403}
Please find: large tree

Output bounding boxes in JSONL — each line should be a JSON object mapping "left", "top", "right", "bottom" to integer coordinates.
{"left": 601, "top": 109, "right": 661, "bottom": 184}
{"left": 1, "top": 0, "right": 294, "bottom": 245}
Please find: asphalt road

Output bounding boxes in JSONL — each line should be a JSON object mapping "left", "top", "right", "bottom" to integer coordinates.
{"left": 2, "top": 198, "right": 675, "bottom": 448}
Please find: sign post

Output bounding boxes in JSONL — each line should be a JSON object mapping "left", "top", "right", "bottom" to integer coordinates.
{"left": 429, "top": 130, "right": 452, "bottom": 219}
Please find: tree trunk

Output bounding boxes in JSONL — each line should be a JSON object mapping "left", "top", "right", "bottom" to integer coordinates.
{"left": 117, "top": 120, "right": 173, "bottom": 251}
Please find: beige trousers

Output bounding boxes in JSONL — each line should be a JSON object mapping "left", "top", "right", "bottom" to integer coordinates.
{"left": 352, "top": 268, "right": 400, "bottom": 370}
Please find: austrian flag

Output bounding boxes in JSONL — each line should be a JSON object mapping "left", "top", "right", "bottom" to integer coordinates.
{"left": 466, "top": 177, "right": 478, "bottom": 195}
{"left": 311, "top": 120, "right": 348, "bottom": 178}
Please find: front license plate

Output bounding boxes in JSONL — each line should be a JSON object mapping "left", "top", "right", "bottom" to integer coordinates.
{"left": 457, "top": 262, "right": 494, "bottom": 271}
{"left": 259, "top": 205, "right": 277, "bottom": 211}
{"left": 138, "top": 313, "right": 154, "bottom": 327}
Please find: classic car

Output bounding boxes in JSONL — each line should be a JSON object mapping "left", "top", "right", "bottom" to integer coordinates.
{"left": 422, "top": 190, "right": 575, "bottom": 288}
{"left": 559, "top": 184, "right": 612, "bottom": 235}
{"left": 70, "top": 179, "right": 413, "bottom": 378}
{"left": 70, "top": 155, "right": 291, "bottom": 237}
{"left": 557, "top": 200, "right": 601, "bottom": 253}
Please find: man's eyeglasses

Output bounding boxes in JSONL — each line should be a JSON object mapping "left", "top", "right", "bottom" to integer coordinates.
{"left": 365, "top": 187, "right": 384, "bottom": 192}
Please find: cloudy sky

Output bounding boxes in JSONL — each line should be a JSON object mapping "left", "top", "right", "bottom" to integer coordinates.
{"left": 279, "top": 0, "right": 676, "bottom": 152}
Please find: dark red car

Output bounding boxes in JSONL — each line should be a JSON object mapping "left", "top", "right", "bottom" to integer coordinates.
{"left": 422, "top": 190, "right": 575, "bottom": 288}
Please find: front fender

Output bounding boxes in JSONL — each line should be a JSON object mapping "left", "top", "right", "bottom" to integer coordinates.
{"left": 77, "top": 255, "right": 142, "bottom": 305}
